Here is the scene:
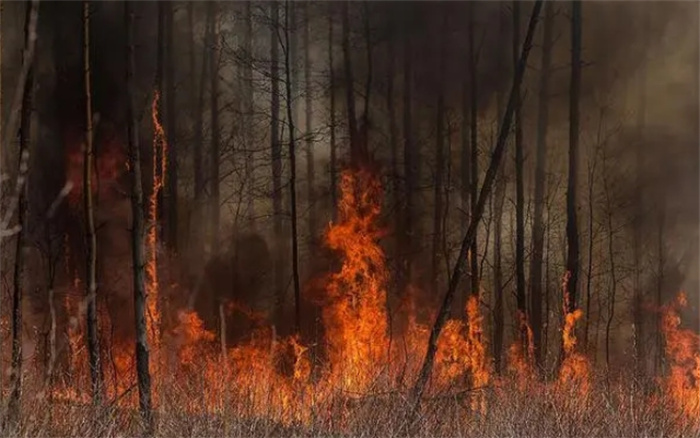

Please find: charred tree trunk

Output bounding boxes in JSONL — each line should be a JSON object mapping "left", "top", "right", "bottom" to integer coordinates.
{"left": 125, "top": 2, "right": 153, "bottom": 430}
{"left": 284, "top": 0, "right": 302, "bottom": 332}
{"left": 165, "top": 1, "right": 178, "bottom": 252}
{"left": 342, "top": 1, "right": 364, "bottom": 165}
{"left": 328, "top": 6, "right": 337, "bottom": 219}
{"left": 460, "top": 23, "right": 471, "bottom": 311}
{"left": 410, "top": 0, "right": 543, "bottom": 414}
{"left": 244, "top": 1, "right": 255, "bottom": 228}
{"left": 632, "top": 9, "right": 649, "bottom": 382}
{"left": 7, "top": 2, "right": 37, "bottom": 424}
{"left": 208, "top": 1, "right": 220, "bottom": 254}
{"left": 432, "top": 11, "right": 447, "bottom": 294}
{"left": 155, "top": 2, "right": 165, "bottom": 233}
{"left": 492, "top": 4, "right": 507, "bottom": 374}
{"left": 468, "top": 2, "right": 479, "bottom": 298}
{"left": 193, "top": 3, "right": 207, "bottom": 202}
{"left": 529, "top": 0, "right": 553, "bottom": 369}
{"left": 361, "top": 1, "right": 372, "bottom": 145}
{"left": 602, "top": 151, "right": 617, "bottom": 370}
{"left": 386, "top": 15, "right": 400, "bottom": 267}
{"left": 401, "top": 29, "right": 414, "bottom": 295}
{"left": 513, "top": 0, "right": 528, "bottom": 352}
{"left": 566, "top": 0, "right": 581, "bottom": 314}
{"left": 270, "top": 1, "right": 284, "bottom": 322}
{"left": 83, "top": 0, "right": 104, "bottom": 405}
{"left": 304, "top": 2, "right": 316, "bottom": 245}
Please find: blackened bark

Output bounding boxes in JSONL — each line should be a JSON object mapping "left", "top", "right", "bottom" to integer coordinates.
{"left": 165, "top": 1, "right": 178, "bottom": 252}
{"left": 125, "top": 2, "right": 153, "bottom": 430}
{"left": 529, "top": 0, "right": 553, "bottom": 368}
{"left": 328, "top": 6, "right": 337, "bottom": 219}
{"left": 468, "top": 2, "right": 479, "bottom": 298}
{"left": 7, "top": 2, "right": 37, "bottom": 423}
{"left": 83, "top": 0, "right": 104, "bottom": 405}
{"left": 566, "top": 0, "right": 581, "bottom": 314}
{"left": 432, "top": 10, "right": 448, "bottom": 294}
{"left": 284, "top": 0, "right": 302, "bottom": 332}
{"left": 513, "top": 0, "right": 527, "bottom": 351}
{"left": 304, "top": 2, "right": 315, "bottom": 245}
{"left": 208, "top": 1, "right": 220, "bottom": 253}
{"left": 270, "top": 1, "right": 284, "bottom": 321}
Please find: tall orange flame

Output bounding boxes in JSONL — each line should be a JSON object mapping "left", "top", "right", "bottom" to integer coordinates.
{"left": 661, "top": 292, "right": 700, "bottom": 423}
{"left": 147, "top": 89, "right": 167, "bottom": 401}
{"left": 558, "top": 272, "right": 590, "bottom": 395}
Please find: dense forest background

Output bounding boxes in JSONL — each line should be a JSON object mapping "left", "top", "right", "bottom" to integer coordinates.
{"left": 0, "top": 0, "right": 698, "bottom": 435}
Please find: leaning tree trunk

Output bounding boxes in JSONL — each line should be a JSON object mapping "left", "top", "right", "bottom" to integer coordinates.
{"left": 125, "top": 1, "right": 153, "bottom": 431}
{"left": 565, "top": 0, "right": 581, "bottom": 315}
{"left": 83, "top": 0, "right": 104, "bottom": 405}
{"left": 284, "top": 0, "right": 302, "bottom": 332}
{"left": 529, "top": 0, "right": 553, "bottom": 368}
{"left": 410, "top": 0, "right": 543, "bottom": 418}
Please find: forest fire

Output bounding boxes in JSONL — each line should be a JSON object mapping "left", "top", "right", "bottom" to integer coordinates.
{"left": 1, "top": 0, "right": 698, "bottom": 436}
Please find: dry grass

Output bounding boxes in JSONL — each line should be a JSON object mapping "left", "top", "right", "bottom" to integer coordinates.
{"left": 1, "top": 372, "right": 696, "bottom": 437}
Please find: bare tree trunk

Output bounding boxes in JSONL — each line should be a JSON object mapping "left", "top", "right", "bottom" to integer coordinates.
{"left": 125, "top": 2, "right": 153, "bottom": 430}
{"left": 655, "top": 203, "right": 665, "bottom": 375}
{"left": 410, "top": 0, "right": 543, "bottom": 415}
{"left": 7, "top": 2, "right": 37, "bottom": 423}
{"left": 342, "top": 1, "right": 364, "bottom": 165}
{"left": 244, "top": 1, "right": 255, "bottom": 229}
{"left": 565, "top": 0, "right": 581, "bottom": 314}
{"left": 513, "top": 0, "right": 527, "bottom": 351}
{"left": 468, "top": 2, "right": 479, "bottom": 298}
{"left": 361, "top": 1, "right": 372, "bottom": 143}
{"left": 208, "top": 1, "right": 220, "bottom": 254}
{"left": 284, "top": 0, "right": 302, "bottom": 332}
{"left": 431, "top": 10, "right": 447, "bottom": 294}
{"left": 155, "top": 2, "right": 165, "bottom": 233}
{"left": 602, "top": 151, "right": 617, "bottom": 371}
{"left": 400, "top": 29, "right": 413, "bottom": 296}
{"left": 193, "top": 2, "right": 207, "bottom": 202}
{"left": 386, "top": 15, "right": 399, "bottom": 266}
{"left": 270, "top": 1, "right": 284, "bottom": 322}
{"left": 328, "top": 6, "right": 337, "bottom": 219}
{"left": 460, "top": 20, "right": 471, "bottom": 312}
{"left": 492, "top": 28, "right": 506, "bottom": 368}
{"left": 632, "top": 9, "right": 649, "bottom": 383}
{"left": 304, "top": 2, "right": 315, "bottom": 246}
{"left": 83, "top": 0, "right": 104, "bottom": 406}
{"left": 165, "top": 1, "right": 178, "bottom": 252}
{"left": 529, "top": 0, "right": 553, "bottom": 369}
{"left": 584, "top": 117, "right": 601, "bottom": 350}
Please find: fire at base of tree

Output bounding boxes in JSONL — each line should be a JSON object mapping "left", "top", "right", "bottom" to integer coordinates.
{"left": 0, "top": 0, "right": 698, "bottom": 437}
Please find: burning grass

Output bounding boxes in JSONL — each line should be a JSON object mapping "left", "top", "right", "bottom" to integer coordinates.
{"left": 1, "top": 166, "right": 698, "bottom": 437}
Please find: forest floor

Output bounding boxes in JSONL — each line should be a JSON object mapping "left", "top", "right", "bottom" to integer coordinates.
{"left": 1, "top": 373, "right": 697, "bottom": 437}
